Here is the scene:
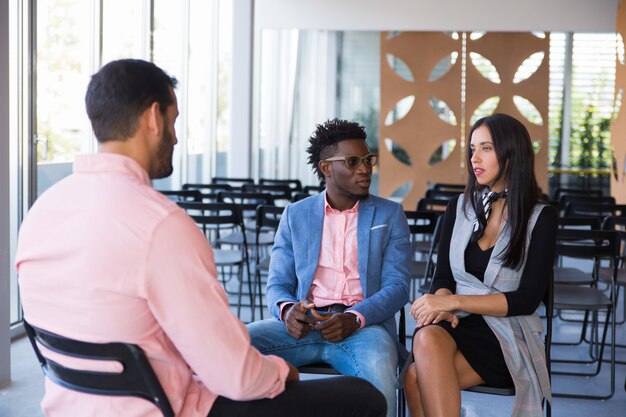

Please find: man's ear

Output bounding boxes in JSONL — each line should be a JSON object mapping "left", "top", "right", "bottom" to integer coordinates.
{"left": 145, "top": 101, "right": 163, "bottom": 137}
{"left": 319, "top": 160, "right": 331, "bottom": 178}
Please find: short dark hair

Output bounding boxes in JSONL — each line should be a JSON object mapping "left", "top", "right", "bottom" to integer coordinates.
{"left": 85, "top": 59, "right": 178, "bottom": 143}
{"left": 464, "top": 113, "right": 541, "bottom": 270}
{"left": 306, "top": 118, "right": 367, "bottom": 182}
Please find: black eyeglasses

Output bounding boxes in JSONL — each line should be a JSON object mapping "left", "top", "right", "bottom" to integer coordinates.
{"left": 323, "top": 153, "right": 378, "bottom": 170}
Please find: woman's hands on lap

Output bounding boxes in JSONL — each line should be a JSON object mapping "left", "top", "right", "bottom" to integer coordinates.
{"left": 410, "top": 294, "right": 459, "bottom": 328}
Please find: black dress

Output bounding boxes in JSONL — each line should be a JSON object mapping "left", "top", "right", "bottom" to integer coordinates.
{"left": 414, "top": 196, "right": 557, "bottom": 387}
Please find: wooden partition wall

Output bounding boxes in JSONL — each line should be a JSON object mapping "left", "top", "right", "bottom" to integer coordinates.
{"left": 380, "top": 32, "right": 549, "bottom": 209}
{"left": 612, "top": 2, "right": 626, "bottom": 203}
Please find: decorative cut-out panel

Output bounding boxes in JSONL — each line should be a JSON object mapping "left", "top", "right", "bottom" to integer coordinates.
{"left": 465, "top": 32, "right": 549, "bottom": 195}
{"left": 380, "top": 32, "right": 463, "bottom": 208}
{"left": 380, "top": 32, "right": 549, "bottom": 207}
{"left": 611, "top": 3, "right": 626, "bottom": 203}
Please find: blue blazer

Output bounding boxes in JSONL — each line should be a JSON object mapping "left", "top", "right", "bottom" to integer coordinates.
{"left": 266, "top": 192, "right": 411, "bottom": 358}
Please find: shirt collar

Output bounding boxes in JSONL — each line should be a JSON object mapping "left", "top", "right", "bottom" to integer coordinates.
{"left": 73, "top": 153, "right": 151, "bottom": 186}
{"left": 323, "top": 190, "right": 360, "bottom": 214}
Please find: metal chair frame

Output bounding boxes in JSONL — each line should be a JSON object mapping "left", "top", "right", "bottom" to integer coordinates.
{"left": 551, "top": 229, "right": 619, "bottom": 400}
{"left": 24, "top": 321, "right": 174, "bottom": 417}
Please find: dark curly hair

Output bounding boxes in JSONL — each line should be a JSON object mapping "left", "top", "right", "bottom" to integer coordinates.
{"left": 306, "top": 118, "right": 367, "bottom": 183}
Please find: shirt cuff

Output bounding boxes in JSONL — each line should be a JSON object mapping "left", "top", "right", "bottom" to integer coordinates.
{"left": 279, "top": 302, "right": 295, "bottom": 321}
{"left": 346, "top": 310, "right": 366, "bottom": 329}
{"left": 263, "top": 355, "right": 291, "bottom": 399}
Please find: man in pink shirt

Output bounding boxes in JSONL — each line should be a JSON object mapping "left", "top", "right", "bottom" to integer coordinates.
{"left": 15, "top": 59, "right": 385, "bottom": 417}
{"left": 247, "top": 119, "right": 412, "bottom": 417}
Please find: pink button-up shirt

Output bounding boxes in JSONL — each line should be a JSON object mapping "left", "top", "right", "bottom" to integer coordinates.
{"left": 280, "top": 194, "right": 366, "bottom": 327}
{"left": 309, "top": 197, "right": 364, "bottom": 308}
{"left": 15, "top": 153, "right": 289, "bottom": 417}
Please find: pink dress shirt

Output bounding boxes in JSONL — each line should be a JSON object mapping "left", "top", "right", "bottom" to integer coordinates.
{"left": 280, "top": 194, "right": 365, "bottom": 327}
{"left": 15, "top": 153, "right": 289, "bottom": 417}
{"left": 309, "top": 197, "right": 364, "bottom": 307}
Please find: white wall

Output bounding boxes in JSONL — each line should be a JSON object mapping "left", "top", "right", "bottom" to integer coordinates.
{"left": 255, "top": 0, "right": 619, "bottom": 32}
{"left": 0, "top": 0, "right": 11, "bottom": 387}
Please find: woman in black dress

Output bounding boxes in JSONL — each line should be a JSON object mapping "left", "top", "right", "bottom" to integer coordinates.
{"left": 403, "top": 113, "right": 556, "bottom": 417}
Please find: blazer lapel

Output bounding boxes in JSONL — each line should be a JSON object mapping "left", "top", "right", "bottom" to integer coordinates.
{"left": 306, "top": 194, "right": 325, "bottom": 287}
{"left": 357, "top": 197, "right": 374, "bottom": 296}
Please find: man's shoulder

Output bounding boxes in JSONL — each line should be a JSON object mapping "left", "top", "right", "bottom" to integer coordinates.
{"left": 286, "top": 192, "right": 322, "bottom": 212}
{"left": 367, "top": 194, "right": 402, "bottom": 212}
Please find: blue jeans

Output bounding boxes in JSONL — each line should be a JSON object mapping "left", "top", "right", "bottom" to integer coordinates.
{"left": 247, "top": 319, "right": 398, "bottom": 417}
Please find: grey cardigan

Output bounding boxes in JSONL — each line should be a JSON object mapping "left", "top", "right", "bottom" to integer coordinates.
{"left": 450, "top": 195, "right": 551, "bottom": 417}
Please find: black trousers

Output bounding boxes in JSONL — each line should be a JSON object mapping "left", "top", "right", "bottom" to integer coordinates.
{"left": 207, "top": 376, "right": 386, "bottom": 417}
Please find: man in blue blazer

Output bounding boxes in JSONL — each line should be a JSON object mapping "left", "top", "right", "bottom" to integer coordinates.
{"left": 247, "top": 119, "right": 411, "bottom": 417}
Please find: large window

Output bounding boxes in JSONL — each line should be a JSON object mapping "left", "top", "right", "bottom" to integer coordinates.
{"left": 10, "top": 0, "right": 231, "bottom": 325}
{"left": 549, "top": 33, "right": 617, "bottom": 195}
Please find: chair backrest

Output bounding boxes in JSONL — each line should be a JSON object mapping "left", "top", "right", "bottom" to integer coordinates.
{"left": 181, "top": 183, "right": 233, "bottom": 202}
{"left": 564, "top": 202, "right": 626, "bottom": 219}
{"left": 242, "top": 184, "right": 292, "bottom": 205}
{"left": 258, "top": 178, "right": 303, "bottom": 191}
{"left": 558, "top": 216, "right": 602, "bottom": 229}
{"left": 24, "top": 321, "right": 174, "bottom": 417}
{"left": 158, "top": 189, "right": 202, "bottom": 202}
{"left": 553, "top": 187, "right": 603, "bottom": 201}
{"left": 559, "top": 194, "right": 615, "bottom": 210}
{"left": 424, "top": 189, "right": 462, "bottom": 200}
{"left": 404, "top": 210, "right": 440, "bottom": 236}
{"left": 303, "top": 185, "right": 325, "bottom": 195}
{"left": 217, "top": 191, "right": 274, "bottom": 207}
{"left": 416, "top": 197, "right": 450, "bottom": 212}
{"left": 255, "top": 205, "right": 284, "bottom": 233}
{"left": 601, "top": 216, "right": 626, "bottom": 265}
{"left": 555, "top": 228, "right": 620, "bottom": 260}
{"left": 429, "top": 182, "right": 465, "bottom": 192}
{"left": 211, "top": 177, "right": 254, "bottom": 189}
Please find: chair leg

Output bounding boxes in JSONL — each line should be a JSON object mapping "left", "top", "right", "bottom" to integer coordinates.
{"left": 552, "top": 305, "right": 615, "bottom": 400}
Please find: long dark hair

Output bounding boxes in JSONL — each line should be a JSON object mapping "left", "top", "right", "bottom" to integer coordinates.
{"left": 463, "top": 113, "right": 540, "bottom": 270}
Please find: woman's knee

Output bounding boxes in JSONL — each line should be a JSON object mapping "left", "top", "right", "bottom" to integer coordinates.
{"left": 412, "top": 326, "right": 454, "bottom": 356}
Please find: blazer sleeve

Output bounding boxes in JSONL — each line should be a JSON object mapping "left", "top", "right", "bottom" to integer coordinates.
{"left": 349, "top": 204, "right": 411, "bottom": 325}
{"left": 265, "top": 204, "right": 299, "bottom": 320}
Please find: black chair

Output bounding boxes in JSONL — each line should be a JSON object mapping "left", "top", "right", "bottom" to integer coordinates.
{"left": 298, "top": 308, "right": 407, "bottom": 417}
{"left": 253, "top": 205, "right": 285, "bottom": 320}
{"left": 217, "top": 190, "right": 275, "bottom": 221}
{"left": 462, "top": 273, "right": 553, "bottom": 417}
{"left": 553, "top": 187, "right": 602, "bottom": 202}
{"left": 182, "top": 183, "right": 233, "bottom": 201}
{"left": 404, "top": 210, "right": 442, "bottom": 299}
{"left": 211, "top": 176, "right": 254, "bottom": 189}
{"left": 599, "top": 216, "right": 626, "bottom": 325}
{"left": 416, "top": 197, "right": 450, "bottom": 213}
{"left": 292, "top": 192, "right": 310, "bottom": 202}
{"left": 158, "top": 189, "right": 202, "bottom": 202}
{"left": 551, "top": 229, "right": 619, "bottom": 400}
{"left": 303, "top": 185, "right": 325, "bottom": 194}
{"left": 178, "top": 201, "right": 253, "bottom": 320}
{"left": 259, "top": 178, "right": 303, "bottom": 192}
{"left": 424, "top": 189, "right": 462, "bottom": 200}
{"left": 563, "top": 202, "right": 626, "bottom": 219}
{"left": 428, "top": 182, "right": 465, "bottom": 192}
{"left": 24, "top": 320, "right": 174, "bottom": 417}
{"left": 559, "top": 195, "right": 615, "bottom": 213}
{"left": 554, "top": 217, "right": 600, "bottom": 286}
{"left": 242, "top": 183, "right": 293, "bottom": 206}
